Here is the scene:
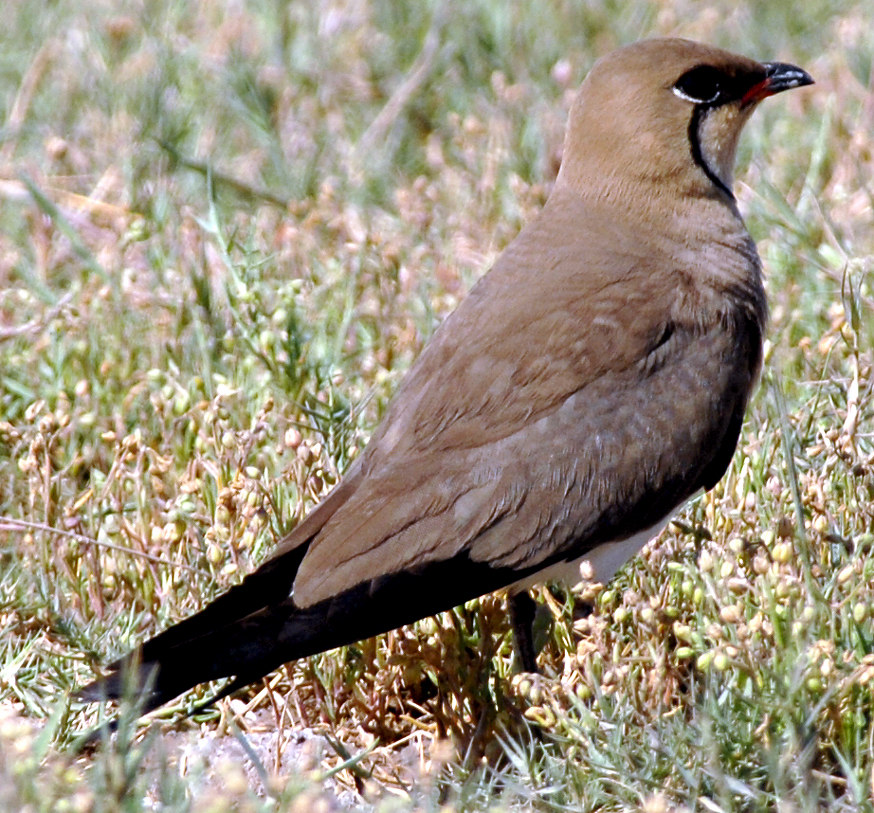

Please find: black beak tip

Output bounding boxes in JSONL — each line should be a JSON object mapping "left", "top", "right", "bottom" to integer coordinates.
{"left": 762, "top": 61, "right": 815, "bottom": 93}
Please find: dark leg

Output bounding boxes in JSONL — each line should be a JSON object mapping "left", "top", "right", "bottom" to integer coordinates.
{"left": 574, "top": 600, "right": 593, "bottom": 621}
{"left": 509, "top": 591, "right": 539, "bottom": 673}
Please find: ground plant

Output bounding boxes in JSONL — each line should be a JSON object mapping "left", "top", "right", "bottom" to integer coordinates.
{"left": 0, "top": 1, "right": 872, "bottom": 810}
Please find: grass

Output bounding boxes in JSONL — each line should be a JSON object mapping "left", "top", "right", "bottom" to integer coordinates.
{"left": 1, "top": 0, "right": 872, "bottom": 809}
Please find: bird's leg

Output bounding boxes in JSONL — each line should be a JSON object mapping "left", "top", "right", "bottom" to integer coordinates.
{"left": 574, "top": 600, "right": 593, "bottom": 622}
{"left": 509, "top": 591, "right": 539, "bottom": 673}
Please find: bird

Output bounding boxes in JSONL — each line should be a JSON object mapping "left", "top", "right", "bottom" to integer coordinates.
{"left": 78, "top": 38, "right": 813, "bottom": 717}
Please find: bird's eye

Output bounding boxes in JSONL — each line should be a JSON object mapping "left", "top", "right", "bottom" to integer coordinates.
{"left": 673, "top": 65, "right": 724, "bottom": 104}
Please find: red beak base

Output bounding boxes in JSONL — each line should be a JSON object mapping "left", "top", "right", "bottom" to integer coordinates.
{"left": 743, "top": 61, "right": 814, "bottom": 105}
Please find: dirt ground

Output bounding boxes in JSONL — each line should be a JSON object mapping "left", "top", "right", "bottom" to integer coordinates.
{"left": 136, "top": 705, "right": 441, "bottom": 809}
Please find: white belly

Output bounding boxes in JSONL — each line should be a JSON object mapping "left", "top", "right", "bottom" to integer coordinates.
{"left": 509, "top": 516, "right": 671, "bottom": 593}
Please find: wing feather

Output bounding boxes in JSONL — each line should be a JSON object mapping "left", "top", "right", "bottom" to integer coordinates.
{"left": 292, "top": 192, "right": 763, "bottom": 606}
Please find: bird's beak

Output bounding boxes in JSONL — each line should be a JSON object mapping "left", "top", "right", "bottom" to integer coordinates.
{"left": 742, "top": 62, "right": 814, "bottom": 105}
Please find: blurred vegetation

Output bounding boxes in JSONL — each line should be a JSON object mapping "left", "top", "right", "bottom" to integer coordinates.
{"left": 0, "top": 0, "right": 872, "bottom": 809}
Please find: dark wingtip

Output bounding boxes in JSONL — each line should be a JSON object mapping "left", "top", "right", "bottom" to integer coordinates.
{"left": 71, "top": 662, "right": 170, "bottom": 752}
{"left": 75, "top": 658, "right": 165, "bottom": 708}
{"left": 76, "top": 682, "right": 107, "bottom": 703}
{"left": 76, "top": 671, "right": 124, "bottom": 703}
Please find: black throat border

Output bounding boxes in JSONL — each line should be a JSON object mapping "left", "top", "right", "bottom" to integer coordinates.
{"left": 688, "top": 105, "right": 734, "bottom": 200}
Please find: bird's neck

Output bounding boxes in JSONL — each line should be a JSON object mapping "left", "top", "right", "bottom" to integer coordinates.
{"left": 542, "top": 181, "right": 767, "bottom": 326}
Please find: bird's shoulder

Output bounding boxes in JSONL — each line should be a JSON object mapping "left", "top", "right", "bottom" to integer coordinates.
{"left": 366, "top": 188, "right": 742, "bottom": 460}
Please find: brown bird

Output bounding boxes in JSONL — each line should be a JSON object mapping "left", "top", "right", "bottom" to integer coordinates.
{"left": 79, "top": 38, "right": 812, "bottom": 715}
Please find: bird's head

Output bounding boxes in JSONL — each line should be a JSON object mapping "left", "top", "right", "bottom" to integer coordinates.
{"left": 557, "top": 38, "right": 813, "bottom": 205}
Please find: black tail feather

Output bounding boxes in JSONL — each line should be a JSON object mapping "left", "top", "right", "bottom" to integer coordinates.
{"left": 77, "top": 552, "right": 539, "bottom": 720}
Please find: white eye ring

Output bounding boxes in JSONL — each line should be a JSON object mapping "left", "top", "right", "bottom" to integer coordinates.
{"left": 672, "top": 85, "right": 720, "bottom": 105}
